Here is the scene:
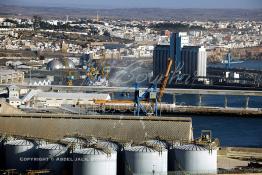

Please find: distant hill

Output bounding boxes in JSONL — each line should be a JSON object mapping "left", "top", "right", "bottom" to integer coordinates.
{"left": 0, "top": 5, "right": 261, "bottom": 21}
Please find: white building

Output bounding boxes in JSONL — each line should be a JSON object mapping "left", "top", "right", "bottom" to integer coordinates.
{"left": 179, "top": 32, "right": 190, "bottom": 48}
{"left": 8, "top": 85, "right": 20, "bottom": 98}
{"left": 7, "top": 97, "right": 22, "bottom": 108}
{"left": 0, "top": 69, "right": 24, "bottom": 84}
{"left": 7, "top": 85, "right": 21, "bottom": 108}
{"left": 28, "top": 79, "right": 52, "bottom": 86}
{"left": 25, "top": 92, "right": 111, "bottom": 107}
{"left": 181, "top": 46, "right": 207, "bottom": 81}
{"left": 197, "top": 46, "right": 207, "bottom": 79}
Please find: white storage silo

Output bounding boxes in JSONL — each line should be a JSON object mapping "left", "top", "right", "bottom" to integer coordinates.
{"left": 73, "top": 147, "right": 117, "bottom": 175}
{"left": 98, "top": 140, "right": 120, "bottom": 151}
{"left": 98, "top": 140, "right": 123, "bottom": 175}
{"left": 172, "top": 144, "right": 217, "bottom": 174}
{"left": 37, "top": 143, "right": 68, "bottom": 175}
{"left": 0, "top": 137, "right": 4, "bottom": 169}
{"left": 4, "top": 139, "right": 36, "bottom": 172}
{"left": 125, "top": 146, "right": 168, "bottom": 175}
{"left": 61, "top": 137, "right": 88, "bottom": 149}
{"left": 145, "top": 139, "right": 168, "bottom": 149}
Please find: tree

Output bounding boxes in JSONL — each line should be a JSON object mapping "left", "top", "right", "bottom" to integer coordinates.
{"left": 33, "top": 15, "right": 42, "bottom": 31}
{"left": 103, "top": 30, "right": 111, "bottom": 37}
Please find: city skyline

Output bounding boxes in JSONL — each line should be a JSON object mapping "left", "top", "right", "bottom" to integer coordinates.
{"left": 1, "top": 0, "right": 261, "bottom": 9}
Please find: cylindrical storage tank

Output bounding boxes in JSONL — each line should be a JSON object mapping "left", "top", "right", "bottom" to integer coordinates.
{"left": 4, "top": 139, "right": 36, "bottom": 172}
{"left": 98, "top": 140, "right": 122, "bottom": 175}
{"left": 168, "top": 141, "right": 182, "bottom": 171}
{"left": 145, "top": 139, "right": 168, "bottom": 149}
{"left": 118, "top": 143, "right": 132, "bottom": 175}
{"left": 61, "top": 137, "right": 87, "bottom": 149}
{"left": 86, "top": 137, "right": 98, "bottom": 145}
{"left": 61, "top": 137, "right": 93, "bottom": 174}
{"left": 0, "top": 137, "right": 4, "bottom": 169}
{"left": 73, "top": 148, "right": 117, "bottom": 175}
{"left": 98, "top": 140, "right": 119, "bottom": 151}
{"left": 172, "top": 144, "right": 217, "bottom": 174}
{"left": 37, "top": 143, "right": 68, "bottom": 175}
{"left": 125, "top": 146, "right": 168, "bottom": 175}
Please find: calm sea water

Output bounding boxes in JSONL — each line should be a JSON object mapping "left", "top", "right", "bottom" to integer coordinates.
{"left": 112, "top": 60, "right": 262, "bottom": 147}
{"left": 178, "top": 60, "right": 262, "bottom": 147}
{"left": 114, "top": 92, "right": 262, "bottom": 147}
{"left": 186, "top": 115, "right": 262, "bottom": 148}
{"left": 172, "top": 94, "right": 262, "bottom": 108}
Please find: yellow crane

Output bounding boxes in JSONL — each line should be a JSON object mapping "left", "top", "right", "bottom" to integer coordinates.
{"left": 158, "top": 58, "right": 173, "bottom": 102}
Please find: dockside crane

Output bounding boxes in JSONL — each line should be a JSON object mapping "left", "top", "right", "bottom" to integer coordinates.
{"left": 158, "top": 58, "right": 173, "bottom": 102}
{"left": 94, "top": 58, "right": 173, "bottom": 117}
{"left": 134, "top": 83, "right": 158, "bottom": 116}
{"left": 134, "top": 58, "right": 173, "bottom": 116}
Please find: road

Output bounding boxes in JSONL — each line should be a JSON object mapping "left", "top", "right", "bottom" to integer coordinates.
{"left": 1, "top": 84, "right": 262, "bottom": 96}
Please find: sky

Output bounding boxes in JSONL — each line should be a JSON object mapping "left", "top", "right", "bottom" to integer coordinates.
{"left": 1, "top": 0, "right": 262, "bottom": 9}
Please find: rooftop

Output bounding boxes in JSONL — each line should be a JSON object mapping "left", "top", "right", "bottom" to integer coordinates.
{"left": 0, "top": 114, "right": 193, "bottom": 143}
{"left": 36, "top": 92, "right": 111, "bottom": 100}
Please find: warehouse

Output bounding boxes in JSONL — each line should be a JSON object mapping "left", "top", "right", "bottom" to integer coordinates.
{"left": 31, "top": 92, "right": 111, "bottom": 107}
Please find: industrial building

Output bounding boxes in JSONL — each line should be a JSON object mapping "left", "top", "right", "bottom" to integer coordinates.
{"left": 153, "top": 32, "right": 189, "bottom": 83}
{"left": 153, "top": 44, "right": 170, "bottom": 79}
{"left": 46, "top": 58, "right": 76, "bottom": 71}
{"left": 6, "top": 85, "right": 21, "bottom": 107}
{"left": 153, "top": 32, "right": 208, "bottom": 84}
{"left": 23, "top": 91, "right": 111, "bottom": 107}
{"left": 0, "top": 69, "right": 24, "bottom": 84}
{"left": 0, "top": 111, "right": 221, "bottom": 174}
{"left": 181, "top": 46, "right": 207, "bottom": 81}
{"left": 170, "top": 32, "right": 189, "bottom": 66}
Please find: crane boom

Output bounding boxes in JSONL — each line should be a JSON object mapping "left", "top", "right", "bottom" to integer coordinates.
{"left": 158, "top": 58, "right": 173, "bottom": 102}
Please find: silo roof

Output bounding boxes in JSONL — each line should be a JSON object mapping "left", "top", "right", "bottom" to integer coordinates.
{"left": 174, "top": 144, "right": 209, "bottom": 151}
{"left": 145, "top": 139, "right": 168, "bottom": 149}
{"left": 98, "top": 140, "right": 119, "bottom": 151}
{"left": 125, "top": 146, "right": 167, "bottom": 152}
{"left": 38, "top": 143, "right": 66, "bottom": 150}
{"left": 74, "top": 148, "right": 116, "bottom": 155}
{"left": 5, "top": 139, "right": 33, "bottom": 146}
{"left": 61, "top": 137, "right": 87, "bottom": 144}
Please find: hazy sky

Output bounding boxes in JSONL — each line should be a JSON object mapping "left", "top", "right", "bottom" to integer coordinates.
{"left": 1, "top": 0, "right": 262, "bottom": 9}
